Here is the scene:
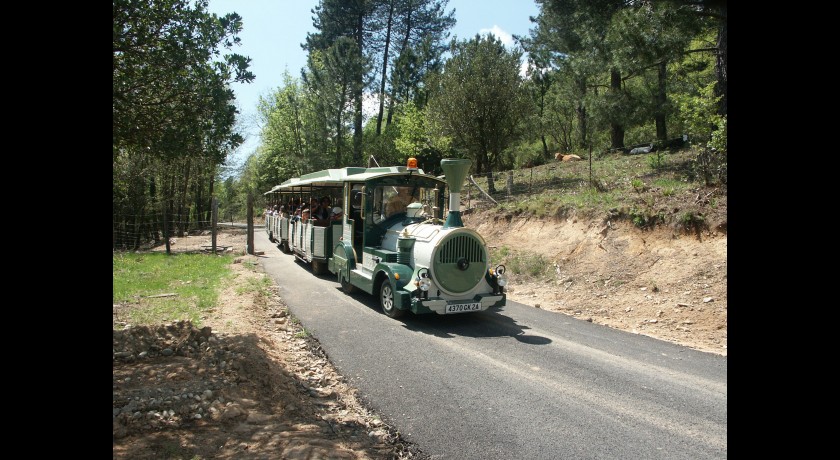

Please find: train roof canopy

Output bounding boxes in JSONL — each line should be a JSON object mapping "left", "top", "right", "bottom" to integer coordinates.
{"left": 264, "top": 165, "right": 441, "bottom": 194}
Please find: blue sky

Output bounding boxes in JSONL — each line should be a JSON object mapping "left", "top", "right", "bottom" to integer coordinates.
{"left": 206, "top": 0, "right": 541, "bottom": 164}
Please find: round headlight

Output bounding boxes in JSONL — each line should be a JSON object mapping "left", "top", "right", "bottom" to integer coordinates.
{"left": 419, "top": 277, "right": 431, "bottom": 291}
{"left": 495, "top": 264, "right": 507, "bottom": 287}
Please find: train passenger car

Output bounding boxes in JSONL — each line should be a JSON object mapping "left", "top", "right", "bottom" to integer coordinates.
{"left": 263, "top": 184, "right": 288, "bottom": 249}
{"left": 266, "top": 158, "right": 507, "bottom": 318}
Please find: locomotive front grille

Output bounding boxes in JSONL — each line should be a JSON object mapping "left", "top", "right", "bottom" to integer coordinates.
{"left": 432, "top": 231, "right": 487, "bottom": 295}
{"left": 437, "top": 234, "right": 485, "bottom": 264}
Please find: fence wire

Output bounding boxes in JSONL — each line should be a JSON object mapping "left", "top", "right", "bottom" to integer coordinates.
{"left": 462, "top": 165, "right": 590, "bottom": 210}
{"left": 112, "top": 212, "right": 215, "bottom": 251}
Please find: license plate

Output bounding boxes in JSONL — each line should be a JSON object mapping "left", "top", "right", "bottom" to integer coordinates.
{"left": 445, "top": 302, "right": 481, "bottom": 314}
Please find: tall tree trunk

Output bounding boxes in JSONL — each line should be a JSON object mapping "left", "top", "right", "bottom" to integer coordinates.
{"left": 335, "top": 82, "right": 347, "bottom": 166}
{"left": 386, "top": 6, "right": 414, "bottom": 127}
{"left": 167, "top": 163, "right": 176, "bottom": 243}
{"left": 538, "top": 87, "right": 549, "bottom": 158}
{"left": 714, "top": 3, "right": 727, "bottom": 116}
{"left": 576, "top": 77, "right": 588, "bottom": 149}
{"left": 609, "top": 69, "right": 624, "bottom": 150}
{"left": 149, "top": 176, "right": 160, "bottom": 244}
{"left": 207, "top": 167, "right": 215, "bottom": 231}
{"left": 352, "top": 12, "right": 364, "bottom": 165}
{"left": 655, "top": 60, "right": 668, "bottom": 142}
{"left": 386, "top": 91, "right": 396, "bottom": 126}
{"left": 376, "top": 0, "right": 395, "bottom": 135}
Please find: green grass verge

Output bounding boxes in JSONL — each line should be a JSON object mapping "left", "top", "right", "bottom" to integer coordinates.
{"left": 113, "top": 252, "right": 235, "bottom": 328}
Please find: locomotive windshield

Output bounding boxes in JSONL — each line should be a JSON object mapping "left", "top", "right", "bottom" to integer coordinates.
{"left": 372, "top": 184, "right": 438, "bottom": 223}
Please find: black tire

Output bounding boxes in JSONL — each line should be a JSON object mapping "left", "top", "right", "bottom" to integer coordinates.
{"left": 311, "top": 260, "right": 326, "bottom": 276}
{"left": 340, "top": 273, "right": 357, "bottom": 294}
{"left": 379, "top": 280, "right": 405, "bottom": 318}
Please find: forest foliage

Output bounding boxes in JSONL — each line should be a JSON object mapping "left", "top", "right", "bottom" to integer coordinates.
{"left": 113, "top": 0, "right": 727, "bottom": 249}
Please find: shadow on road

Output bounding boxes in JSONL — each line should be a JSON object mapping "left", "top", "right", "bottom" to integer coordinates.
{"left": 321, "top": 275, "right": 552, "bottom": 345}
{"left": 400, "top": 308, "right": 552, "bottom": 345}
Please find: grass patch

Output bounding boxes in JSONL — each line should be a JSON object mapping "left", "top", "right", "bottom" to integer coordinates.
{"left": 490, "top": 246, "right": 551, "bottom": 279}
{"left": 465, "top": 148, "right": 715, "bottom": 227}
{"left": 113, "top": 252, "right": 234, "bottom": 328}
{"left": 294, "top": 328, "right": 313, "bottom": 338}
{"left": 235, "top": 275, "right": 272, "bottom": 297}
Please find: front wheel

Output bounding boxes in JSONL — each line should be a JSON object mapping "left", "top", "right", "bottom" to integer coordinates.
{"left": 379, "top": 280, "right": 405, "bottom": 318}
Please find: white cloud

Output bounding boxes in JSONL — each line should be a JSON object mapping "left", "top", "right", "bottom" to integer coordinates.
{"left": 479, "top": 25, "right": 514, "bottom": 48}
{"left": 519, "top": 59, "right": 529, "bottom": 78}
{"left": 478, "top": 26, "right": 529, "bottom": 78}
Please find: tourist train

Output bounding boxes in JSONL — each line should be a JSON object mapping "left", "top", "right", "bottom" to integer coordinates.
{"left": 263, "top": 158, "right": 507, "bottom": 318}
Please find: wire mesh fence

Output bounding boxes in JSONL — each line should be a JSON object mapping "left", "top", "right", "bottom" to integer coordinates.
{"left": 461, "top": 164, "right": 591, "bottom": 210}
{"left": 112, "top": 212, "right": 220, "bottom": 251}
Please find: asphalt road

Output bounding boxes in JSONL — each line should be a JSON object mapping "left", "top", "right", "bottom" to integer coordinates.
{"left": 253, "top": 229, "right": 727, "bottom": 460}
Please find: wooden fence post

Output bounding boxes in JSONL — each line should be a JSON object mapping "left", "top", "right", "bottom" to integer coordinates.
{"left": 246, "top": 193, "right": 254, "bottom": 255}
{"left": 211, "top": 197, "right": 218, "bottom": 253}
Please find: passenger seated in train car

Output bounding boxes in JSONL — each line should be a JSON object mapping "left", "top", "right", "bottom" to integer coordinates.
{"left": 307, "top": 197, "right": 321, "bottom": 222}
{"left": 316, "top": 196, "right": 332, "bottom": 221}
{"left": 313, "top": 196, "right": 332, "bottom": 225}
{"left": 290, "top": 197, "right": 301, "bottom": 214}
{"left": 330, "top": 206, "right": 343, "bottom": 221}
{"left": 300, "top": 208, "right": 310, "bottom": 224}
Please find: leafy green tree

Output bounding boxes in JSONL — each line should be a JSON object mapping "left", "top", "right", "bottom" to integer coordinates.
{"left": 305, "top": 0, "right": 374, "bottom": 165}
{"left": 393, "top": 101, "right": 425, "bottom": 158}
{"left": 426, "top": 34, "right": 530, "bottom": 188}
{"left": 257, "top": 71, "right": 310, "bottom": 181}
{"left": 663, "top": 0, "right": 726, "bottom": 116}
{"left": 370, "top": 0, "right": 455, "bottom": 131}
{"left": 302, "top": 39, "right": 369, "bottom": 168}
{"left": 113, "top": 0, "right": 253, "bottom": 162}
{"left": 525, "top": 0, "right": 618, "bottom": 149}
{"left": 605, "top": 2, "right": 701, "bottom": 142}
{"left": 541, "top": 69, "right": 580, "bottom": 155}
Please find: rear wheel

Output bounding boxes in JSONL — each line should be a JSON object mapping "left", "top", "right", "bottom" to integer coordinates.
{"left": 379, "top": 280, "right": 405, "bottom": 318}
{"left": 312, "top": 260, "right": 326, "bottom": 275}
